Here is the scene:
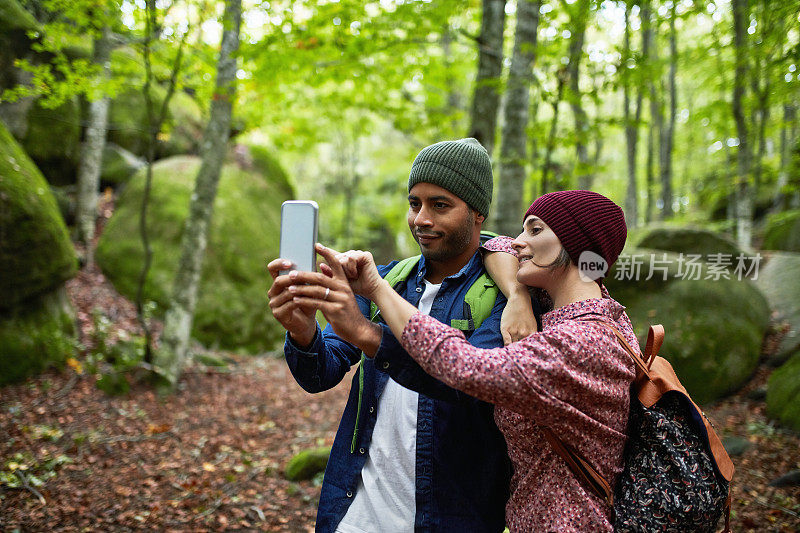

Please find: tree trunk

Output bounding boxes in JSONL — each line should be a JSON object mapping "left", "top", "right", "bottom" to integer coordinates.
{"left": 158, "top": 0, "right": 242, "bottom": 385}
{"left": 468, "top": 0, "right": 506, "bottom": 157}
{"left": 644, "top": 4, "right": 660, "bottom": 223}
{"left": 492, "top": 0, "right": 540, "bottom": 236}
{"left": 622, "top": 1, "right": 642, "bottom": 228}
{"left": 541, "top": 69, "right": 567, "bottom": 194}
{"left": 660, "top": 2, "right": 677, "bottom": 219}
{"left": 566, "top": 0, "right": 591, "bottom": 189}
{"left": 75, "top": 26, "right": 112, "bottom": 264}
{"left": 731, "top": 0, "right": 752, "bottom": 248}
{"left": 773, "top": 104, "right": 797, "bottom": 211}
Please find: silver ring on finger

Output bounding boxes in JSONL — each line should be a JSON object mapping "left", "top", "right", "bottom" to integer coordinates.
{"left": 324, "top": 287, "right": 330, "bottom": 300}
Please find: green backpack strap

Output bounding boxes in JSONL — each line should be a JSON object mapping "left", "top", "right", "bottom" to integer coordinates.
{"left": 369, "top": 255, "right": 421, "bottom": 321}
{"left": 450, "top": 272, "right": 499, "bottom": 331}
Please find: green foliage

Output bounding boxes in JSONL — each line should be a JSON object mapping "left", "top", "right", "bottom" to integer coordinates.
{"left": 766, "top": 351, "right": 800, "bottom": 431}
{"left": 0, "top": 119, "right": 77, "bottom": 309}
{"left": 0, "top": 450, "right": 72, "bottom": 490}
{"left": 96, "top": 154, "right": 294, "bottom": 352}
{"left": 0, "top": 0, "right": 39, "bottom": 32}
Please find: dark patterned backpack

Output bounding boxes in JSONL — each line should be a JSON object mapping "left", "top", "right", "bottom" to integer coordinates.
{"left": 542, "top": 321, "right": 734, "bottom": 532}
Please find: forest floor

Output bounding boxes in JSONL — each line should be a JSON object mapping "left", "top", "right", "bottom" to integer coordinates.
{"left": 1, "top": 199, "right": 799, "bottom": 531}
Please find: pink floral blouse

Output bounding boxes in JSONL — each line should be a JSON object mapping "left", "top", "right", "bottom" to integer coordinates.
{"left": 398, "top": 236, "right": 638, "bottom": 532}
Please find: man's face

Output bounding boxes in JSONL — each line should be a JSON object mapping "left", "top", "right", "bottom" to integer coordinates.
{"left": 407, "top": 182, "right": 482, "bottom": 263}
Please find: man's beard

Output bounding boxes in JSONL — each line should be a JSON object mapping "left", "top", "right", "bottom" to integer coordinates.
{"left": 414, "top": 211, "right": 474, "bottom": 263}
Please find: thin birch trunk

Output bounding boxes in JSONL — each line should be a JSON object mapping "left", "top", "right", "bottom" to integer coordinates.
{"left": 660, "top": 1, "right": 677, "bottom": 219}
{"left": 566, "top": 0, "right": 591, "bottom": 189}
{"left": 492, "top": 0, "right": 540, "bottom": 236}
{"left": 773, "top": 104, "right": 797, "bottom": 212}
{"left": 622, "top": 1, "right": 642, "bottom": 228}
{"left": 158, "top": 0, "right": 242, "bottom": 385}
{"left": 468, "top": 0, "right": 507, "bottom": 157}
{"left": 75, "top": 26, "right": 112, "bottom": 264}
{"left": 731, "top": 0, "right": 753, "bottom": 248}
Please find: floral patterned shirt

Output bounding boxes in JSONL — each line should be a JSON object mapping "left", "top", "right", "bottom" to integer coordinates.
{"left": 397, "top": 236, "right": 638, "bottom": 532}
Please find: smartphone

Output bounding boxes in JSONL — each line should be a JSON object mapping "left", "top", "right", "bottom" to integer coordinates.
{"left": 279, "top": 200, "right": 319, "bottom": 275}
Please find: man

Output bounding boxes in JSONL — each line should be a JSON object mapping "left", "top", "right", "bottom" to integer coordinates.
{"left": 267, "top": 138, "right": 512, "bottom": 532}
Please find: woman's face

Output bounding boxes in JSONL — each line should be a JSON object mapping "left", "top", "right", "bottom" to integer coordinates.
{"left": 511, "top": 215, "right": 565, "bottom": 287}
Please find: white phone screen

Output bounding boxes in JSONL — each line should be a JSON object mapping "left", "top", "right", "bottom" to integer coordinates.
{"left": 279, "top": 201, "right": 319, "bottom": 274}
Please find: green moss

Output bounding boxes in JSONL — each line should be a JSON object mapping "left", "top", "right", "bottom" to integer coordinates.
{"left": 0, "top": 120, "right": 77, "bottom": 310}
{"left": 606, "top": 248, "right": 768, "bottom": 404}
{"left": 755, "top": 252, "right": 800, "bottom": 364}
{"left": 637, "top": 226, "right": 742, "bottom": 259}
{"left": 96, "top": 154, "right": 293, "bottom": 352}
{"left": 247, "top": 144, "right": 295, "bottom": 199}
{"left": 762, "top": 210, "right": 800, "bottom": 253}
{"left": 0, "top": 287, "right": 76, "bottom": 385}
{"left": 284, "top": 446, "right": 331, "bottom": 481}
{"left": 20, "top": 97, "right": 81, "bottom": 185}
{"left": 766, "top": 352, "right": 800, "bottom": 431}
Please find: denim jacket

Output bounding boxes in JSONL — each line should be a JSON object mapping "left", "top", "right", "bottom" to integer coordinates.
{"left": 284, "top": 251, "right": 512, "bottom": 532}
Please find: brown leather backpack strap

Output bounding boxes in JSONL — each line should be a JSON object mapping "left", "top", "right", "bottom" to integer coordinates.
{"left": 582, "top": 318, "right": 650, "bottom": 379}
{"left": 723, "top": 490, "right": 732, "bottom": 532}
{"left": 541, "top": 426, "right": 614, "bottom": 506}
{"left": 644, "top": 325, "right": 665, "bottom": 366}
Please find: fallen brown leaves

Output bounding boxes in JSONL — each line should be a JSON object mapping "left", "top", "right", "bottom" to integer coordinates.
{"left": 0, "top": 356, "right": 351, "bottom": 531}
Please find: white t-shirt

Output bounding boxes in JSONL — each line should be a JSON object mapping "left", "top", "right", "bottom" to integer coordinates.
{"left": 335, "top": 281, "right": 442, "bottom": 533}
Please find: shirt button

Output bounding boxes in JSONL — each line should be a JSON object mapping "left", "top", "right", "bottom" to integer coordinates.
{"left": 382, "top": 361, "right": 390, "bottom": 369}
{"left": 369, "top": 406, "right": 375, "bottom": 413}
{"left": 346, "top": 490, "right": 353, "bottom": 498}
{"left": 359, "top": 447, "right": 365, "bottom": 454}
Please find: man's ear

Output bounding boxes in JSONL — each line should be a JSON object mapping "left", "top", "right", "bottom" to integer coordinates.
{"left": 475, "top": 211, "right": 485, "bottom": 224}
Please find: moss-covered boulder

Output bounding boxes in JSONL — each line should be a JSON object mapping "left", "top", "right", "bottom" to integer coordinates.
{"left": 762, "top": 210, "right": 800, "bottom": 253}
{"left": 0, "top": 287, "right": 76, "bottom": 385}
{"left": 606, "top": 248, "right": 769, "bottom": 404}
{"left": 107, "top": 87, "right": 204, "bottom": 160}
{"left": 0, "top": 0, "right": 39, "bottom": 33}
{"left": 755, "top": 252, "right": 800, "bottom": 365}
{"left": 19, "top": 97, "right": 82, "bottom": 185}
{"left": 0, "top": 119, "right": 77, "bottom": 309}
{"left": 636, "top": 226, "right": 742, "bottom": 259}
{"left": 284, "top": 446, "right": 331, "bottom": 481}
{"left": 96, "top": 154, "right": 294, "bottom": 352}
{"left": 766, "top": 352, "right": 800, "bottom": 431}
{"left": 100, "top": 142, "right": 144, "bottom": 186}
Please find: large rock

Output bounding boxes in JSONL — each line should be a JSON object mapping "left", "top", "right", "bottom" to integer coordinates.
{"left": 0, "top": 287, "right": 76, "bottom": 385}
{"left": 100, "top": 142, "right": 144, "bottom": 186}
{"left": 762, "top": 210, "right": 800, "bottom": 253}
{"left": 754, "top": 252, "right": 800, "bottom": 365}
{"left": 96, "top": 152, "right": 294, "bottom": 352}
{"left": 766, "top": 352, "right": 800, "bottom": 431}
{"left": 606, "top": 248, "right": 769, "bottom": 404}
{"left": 19, "top": 97, "right": 82, "bottom": 185}
{"left": 0, "top": 119, "right": 77, "bottom": 309}
{"left": 107, "top": 87, "right": 205, "bottom": 160}
{"left": 0, "top": 119, "right": 77, "bottom": 384}
{"left": 636, "top": 226, "right": 742, "bottom": 259}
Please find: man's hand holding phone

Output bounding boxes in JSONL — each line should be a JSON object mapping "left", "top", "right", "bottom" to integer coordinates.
{"left": 267, "top": 258, "right": 318, "bottom": 348}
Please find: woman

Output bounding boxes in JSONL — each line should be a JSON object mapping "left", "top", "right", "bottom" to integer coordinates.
{"left": 293, "top": 190, "right": 638, "bottom": 532}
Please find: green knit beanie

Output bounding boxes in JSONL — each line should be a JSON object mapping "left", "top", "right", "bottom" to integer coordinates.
{"left": 408, "top": 138, "right": 493, "bottom": 217}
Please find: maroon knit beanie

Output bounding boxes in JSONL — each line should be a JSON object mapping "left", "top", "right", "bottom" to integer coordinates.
{"left": 524, "top": 190, "right": 627, "bottom": 273}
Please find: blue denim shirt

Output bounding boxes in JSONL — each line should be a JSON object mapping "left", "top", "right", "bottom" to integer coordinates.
{"left": 284, "top": 251, "right": 512, "bottom": 532}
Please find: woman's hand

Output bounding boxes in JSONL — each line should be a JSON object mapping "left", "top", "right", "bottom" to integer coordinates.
{"left": 500, "top": 293, "right": 538, "bottom": 345}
